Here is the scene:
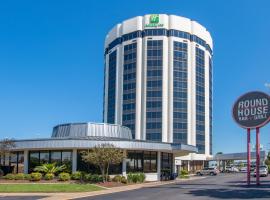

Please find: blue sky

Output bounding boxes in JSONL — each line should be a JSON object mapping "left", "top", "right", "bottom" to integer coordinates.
{"left": 0, "top": 0, "right": 270, "bottom": 154}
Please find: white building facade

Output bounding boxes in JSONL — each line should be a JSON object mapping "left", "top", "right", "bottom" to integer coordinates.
{"left": 103, "top": 14, "right": 213, "bottom": 171}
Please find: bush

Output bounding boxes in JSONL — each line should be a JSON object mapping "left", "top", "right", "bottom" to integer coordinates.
{"left": 30, "top": 172, "right": 42, "bottom": 181}
{"left": 121, "top": 176, "right": 127, "bottom": 184}
{"left": 14, "top": 173, "right": 26, "bottom": 180}
{"left": 44, "top": 173, "right": 54, "bottom": 180}
{"left": 4, "top": 173, "right": 15, "bottom": 180}
{"left": 24, "top": 174, "right": 31, "bottom": 180}
{"left": 127, "top": 173, "right": 145, "bottom": 183}
{"left": 71, "top": 171, "right": 83, "bottom": 180}
{"left": 84, "top": 174, "right": 103, "bottom": 183}
{"left": 180, "top": 169, "right": 189, "bottom": 176}
{"left": 179, "top": 169, "right": 189, "bottom": 179}
{"left": 58, "top": 172, "right": 70, "bottom": 181}
{"left": 112, "top": 175, "right": 122, "bottom": 182}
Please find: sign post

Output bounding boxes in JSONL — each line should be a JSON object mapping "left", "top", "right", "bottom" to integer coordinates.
{"left": 232, "top": 91, "right": 270, "bottom": 186}
{"left": 247, "top": 128, "right": 251, "bottom": 185}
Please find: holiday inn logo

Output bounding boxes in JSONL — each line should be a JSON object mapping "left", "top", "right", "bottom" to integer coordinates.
{"left": 145, "top": 14, "right": 164, "bottom": 28}
{"left": 150, "top": 14, "right": 159, "bottom": 24}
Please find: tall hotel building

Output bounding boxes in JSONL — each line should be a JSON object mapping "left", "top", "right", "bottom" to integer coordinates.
{"left": 103, "top": 14, "right": 213, "bottom": 171}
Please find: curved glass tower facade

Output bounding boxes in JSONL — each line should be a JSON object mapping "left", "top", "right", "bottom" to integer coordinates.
{"left": 103, "top": 14, "right": 213, "bottom": 158}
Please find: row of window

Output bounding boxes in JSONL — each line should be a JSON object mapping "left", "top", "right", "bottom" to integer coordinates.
{"left": 107, "top": 50, "right": 117, "bottom": 123}
{"left": 105, "top": 29, "right": 212, "bottom": 55}
{"left": 122, "top": 43, "right": 138, "bottom": 138}
{"left": 196, "top": 47, "right": 206, "bottom": 154}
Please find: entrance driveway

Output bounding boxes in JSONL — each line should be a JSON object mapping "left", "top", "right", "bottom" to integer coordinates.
{"left": 77, "top": 173, "right": 270, "bottom": 200}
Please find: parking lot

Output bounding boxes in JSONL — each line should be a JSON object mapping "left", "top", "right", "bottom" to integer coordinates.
{"left": 78, "top": 173, "right": 270, "bottom": 200}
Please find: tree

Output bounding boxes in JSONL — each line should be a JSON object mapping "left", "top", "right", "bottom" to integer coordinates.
{"left": 265, "top": 152, "right": 270, "bottom": 166}
{"left": 0, "top": 139, "right": 15, "bottom": 166}
{"left": 81, "top": 144, "right": 126, "bottom": 182}
{"left": 215, "top": 152, "right": 223, "bottom": 171}
{"left": 34, "top": 163, "right": 66, "bottom": 175}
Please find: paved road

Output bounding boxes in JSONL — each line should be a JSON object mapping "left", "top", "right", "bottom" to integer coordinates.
{"left": 77, "top": 173, "right": 270, "bottom": 200}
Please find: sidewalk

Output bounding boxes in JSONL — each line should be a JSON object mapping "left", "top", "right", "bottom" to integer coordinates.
{"left": 0, "top": 176, "right": 205, "bottom": 200}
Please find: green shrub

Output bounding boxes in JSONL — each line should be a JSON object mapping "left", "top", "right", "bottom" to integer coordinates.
{"left": 121, "top": 176, "right": 127, "bottom": 184}
{"left": 30, "top": 172, "right": 42, "bottom": 181}
{"left": 71, "top": 171, "right": 83, "bottom": 180}
{"left": 84, "top": 174, "right": 103, "bottom": 183}
{"left": 127, "top": 173, "right": 145, "bottom": 183}
{"left": 180, "top": 169, "right": 189, "bottom": 176}
{"left": 58, "top": 172, "right": 70, "bottom": 181}
{"left": 14, "top": 173, "right": 26, "bottom": 180}
{"left": 4, "top": 173, "right": 15, "bottom": 180}
{"left": 179, "top": 169, "right": 189, "bottom": 179}
{"left": 24, "top": 174, "right": 31, "bottom": 180}
{"left": 44, "top": 173, "right": 54, "bottom": 180}
{"left": 112, "top": 175, "right": 122, "bottom": 182}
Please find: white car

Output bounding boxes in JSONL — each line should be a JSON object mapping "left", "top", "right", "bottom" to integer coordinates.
{"left": 225, "top": 166, "right": 239, "bottom": 173}
{"left": 251, "top": 166, "right": 268, "bottom": 177}
{"left": 240, "top": 167, "right": 247, "bottom": 172}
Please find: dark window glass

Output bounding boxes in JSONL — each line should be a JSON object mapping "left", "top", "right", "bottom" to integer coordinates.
{"left": 173, "top": 41, "right": 188, "bottom": 144}
{"left": 146, "top": 40, "right": 163, "bottom": 141}
{"left": 62, "top": 151, "right": 72, "bottom": 173}
{"left": 196, "top": 47, "right": 205, "bottom": 154}
{"left": 51, "top": 151, "right": 61, "bottom": 166}
{"left": 107, "top": 50, "right": 117, "bottom": 123}
{"left": 122, "top": 43, "right": 137, "bottom": 138}
{"left": 29, "top": 151, "right": 39, "bottom": 173}
{"left": 126, "top": 151, "right": 143, "bottom": 173}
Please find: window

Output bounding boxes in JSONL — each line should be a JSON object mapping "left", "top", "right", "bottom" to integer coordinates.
{"left": 143, "top": 151, "right": 157, "bottom": 173}
{"left": 107, "top": 50, "right": 117, "bottom": 123}
{"left": 146, "top": 40, "right": 163, "bottom": 141}
{"left": 196, "top": 47, "right": 205, "bottom": 154}
{"left": 126, "top": 151, "right": 157, "bottom": 173}
{"left": 173, "top": 41, "right": 188, "bottom": 144}
{"left": 122, "top": 43, "right": 137, "bottom": 138}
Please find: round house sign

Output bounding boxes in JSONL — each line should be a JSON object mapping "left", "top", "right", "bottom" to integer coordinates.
{"left": 232, "top": 91, "right": 270, "bottom": 129}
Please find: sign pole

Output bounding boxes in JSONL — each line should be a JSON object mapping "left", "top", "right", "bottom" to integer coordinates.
{"left": 247, "top": 128, "right": 251, "bottom": 185}
{"left": 256, "top": 127, "right": 260, "bottom": 185}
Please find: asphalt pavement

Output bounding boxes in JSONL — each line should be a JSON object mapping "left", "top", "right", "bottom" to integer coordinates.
{"left": 76, "top": 173, "right": 270, "bottom": 200}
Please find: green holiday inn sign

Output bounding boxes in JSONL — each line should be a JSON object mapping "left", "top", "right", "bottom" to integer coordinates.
{"left": 145, "top": 14, "right": 164, "bottom": 28}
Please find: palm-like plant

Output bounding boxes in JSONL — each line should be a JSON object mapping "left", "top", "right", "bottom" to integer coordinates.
{"left": 34, "top": 163, "right": 66, "bottom": 175}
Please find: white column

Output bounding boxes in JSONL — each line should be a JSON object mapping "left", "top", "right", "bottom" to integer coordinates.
{"left": 162, "top": 36, "right": 169, "bottom": 142}
{"left": 204, "top": 51, "right": 210, "bottom": 156}
{"left": 122, "top": 150, "right": 127, "bottom": 177}
{"left": 168, "top": 36, "right": 174, "bottom": 143}
{"left": 173, "top": 155, "right": 177, "bottom": 173}
{"left": 23, "top": 150, "right": 28, "bottom": 174}
{"left": 72, "top": 149, "right": 77, "bottom": 173}
{"left": 135, "top": 38, "right": 143, "bottom": 140}
{"left": 187, "top": 161, "right": 190, "bottom": 172}
{"left": 157, "top": 151, "right": 161, "bottom": 181}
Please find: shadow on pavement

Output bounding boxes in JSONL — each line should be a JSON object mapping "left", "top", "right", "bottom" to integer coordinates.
{"left": 187, "top": 189, "right": 270, "bottom": 199}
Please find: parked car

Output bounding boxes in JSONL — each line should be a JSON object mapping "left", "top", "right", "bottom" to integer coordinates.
{"left": 225, "top": 166, "right": 239, "bottom": 173}
{"left": 251, "top": 166, "right": 268, "bottom": 177}
{"left": 196, "top": 167, "right": 219, "bottom": 176}
{"left": 240, "top": 167, "right": 247, "bottom": 173}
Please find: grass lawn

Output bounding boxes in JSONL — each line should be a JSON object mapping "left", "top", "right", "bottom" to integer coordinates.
{"left": 0, "top": 183, "right": 103, "bottom": 193}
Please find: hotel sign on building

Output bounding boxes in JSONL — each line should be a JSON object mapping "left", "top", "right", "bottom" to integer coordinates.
{"left": 145, "top": 14, "right": 164, "bottom": 28}
{"left": 233, "top": 91, "right": 270, "bottom": 129}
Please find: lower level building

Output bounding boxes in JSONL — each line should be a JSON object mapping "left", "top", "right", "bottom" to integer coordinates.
{"left": 0, "top": 122, "right": 197, "bottom": 181}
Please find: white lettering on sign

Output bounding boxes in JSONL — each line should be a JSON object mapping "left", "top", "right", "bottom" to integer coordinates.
{"left": 237, "top": 98, "right": 268, "bottom": 120}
